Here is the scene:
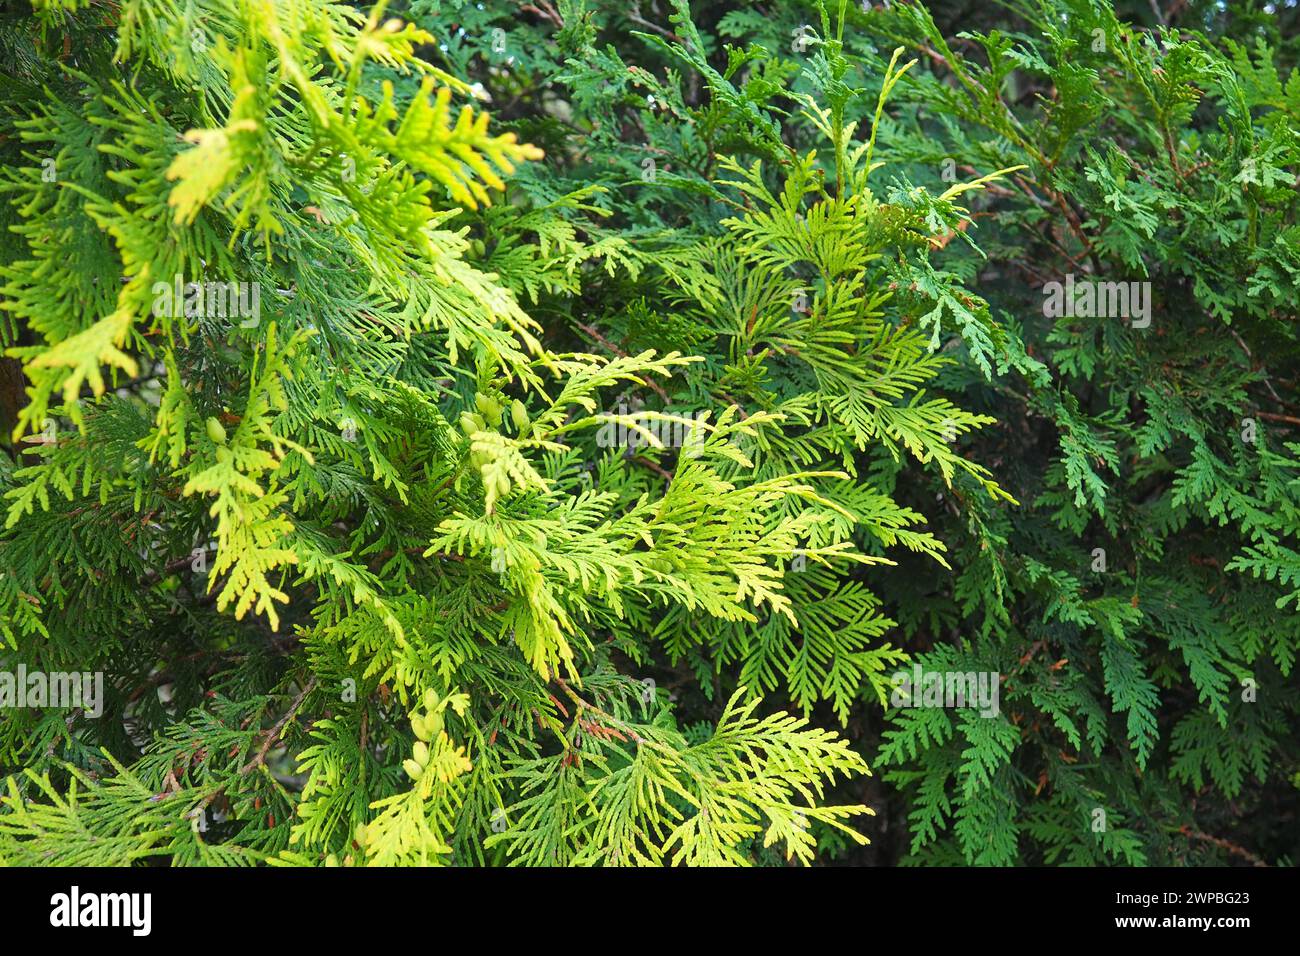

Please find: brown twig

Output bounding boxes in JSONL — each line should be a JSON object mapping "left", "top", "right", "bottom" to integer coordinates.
{"left": 576, "top": 321, "right": 671, "bottom": 402}
{"left": 1178, "top": 825, "right": 1267, "bottom": 867}
{"left": 626, "top": 454, "right": 674, "bottom": 483}
{"left": 239, "top": 676, "right": 319, "bottom": 775}
{"left": 1254, "top": 410, "right": 1300, "bottom": 428}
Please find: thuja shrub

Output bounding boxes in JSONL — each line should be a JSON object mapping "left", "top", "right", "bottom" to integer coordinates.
{"left": 0, "top": 0, "right": 1015, "bottom": 866}
{"left": 864, "top": 0, "right": 1300, "bottom": 866}
{"left": 332, "top": 0, "right": 1300, "bottom": 865}
{"left": 561, "top": 0, "right": 1299, "bottom": 864}
{"left": 1, "top": 0, "right": 1296, "bottom": 868}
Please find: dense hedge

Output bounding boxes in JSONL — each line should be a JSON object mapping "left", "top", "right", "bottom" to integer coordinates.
{"left": 0, "top": 0, "right": 1296, "bottom": 866}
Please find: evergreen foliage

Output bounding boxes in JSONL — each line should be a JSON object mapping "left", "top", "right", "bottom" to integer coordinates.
{"left": 0, "top": 0, "right": 1296, "bottom": 867}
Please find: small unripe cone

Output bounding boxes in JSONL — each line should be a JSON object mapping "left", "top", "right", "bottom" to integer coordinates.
{"left": 205, "top": 417, "right": 227, "bottom": 445}
{"left": 424, "top": 689, "right": 438, "bottom": 712}
{"left": 412, "top": 713, "right": 433, "bottom": 741}
{"left": 353, "top": 823, "right": 368, "bottom": 846}
{"left": 511, "top": 399, "right": 529, "bottom": 433}
{"left": 403, "top": 758, "right": 423, "bottom": 780}
{"left": 412, "top": 740, "right": 430, "bottom": 767}
{"left": 475, "top": 392, "right": 503, "bottom": 426}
